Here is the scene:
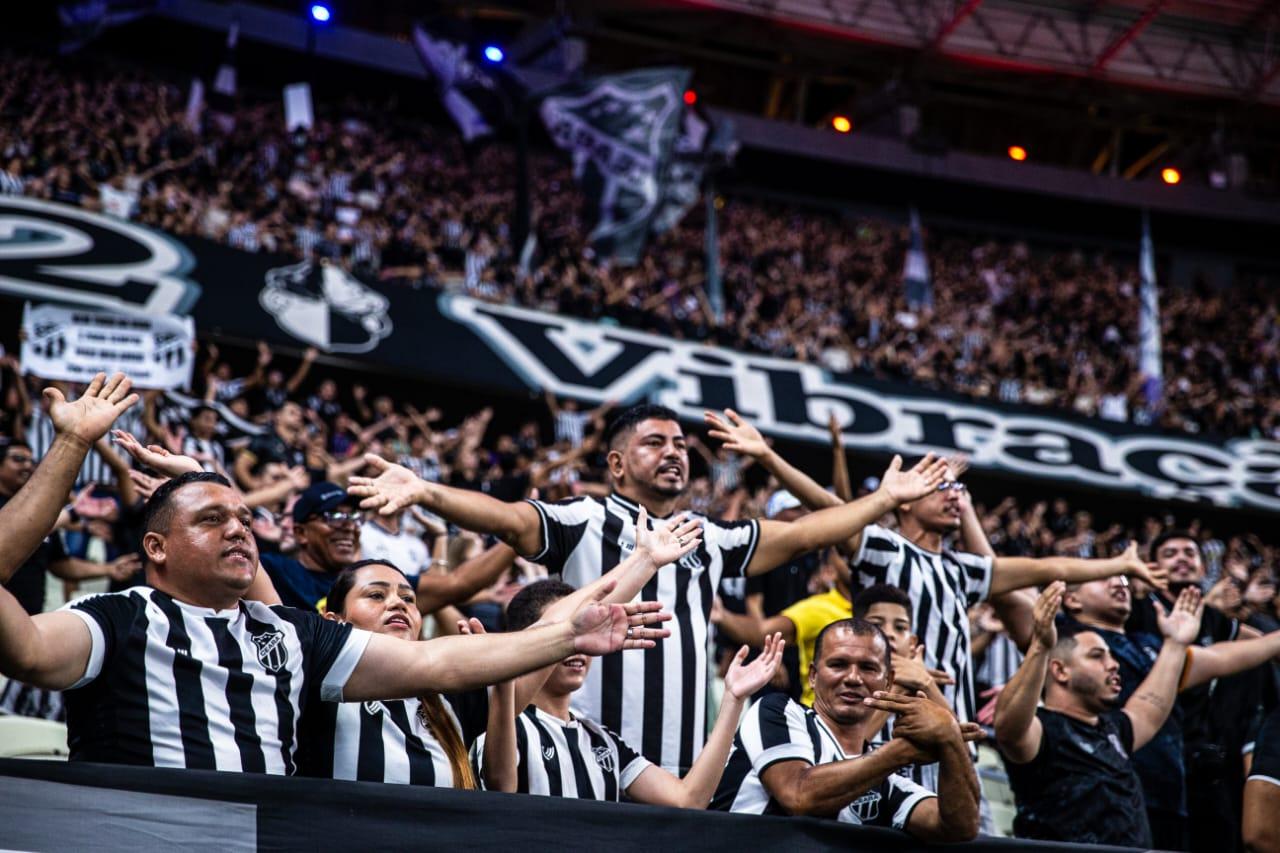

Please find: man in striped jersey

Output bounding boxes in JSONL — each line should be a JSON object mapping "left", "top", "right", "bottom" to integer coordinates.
{"left": 711, "top": 618, "right": 981, "bottom": 841}
{"left": 703, "top": 407, "right": 1165, "bottom": 739}
{"left": 350, "top": 404, "right": 952, "bottom": 773}
{"left": 0, "top": 374, "right": 673, "bottom": 772}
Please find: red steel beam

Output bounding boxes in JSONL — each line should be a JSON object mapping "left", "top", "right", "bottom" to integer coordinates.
{"left": 1091, "top": 0, "right": 1168, "bottom": 73}
{"left": 928, "top": 0, "right": 985, "bottom": 50}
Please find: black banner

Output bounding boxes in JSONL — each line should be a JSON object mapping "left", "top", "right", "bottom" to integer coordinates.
{"left": 0, "top": 758, "right": 1136, "bottom": 853}
{"left": 1, "top": 196, "right": 1278, "bottom": 512}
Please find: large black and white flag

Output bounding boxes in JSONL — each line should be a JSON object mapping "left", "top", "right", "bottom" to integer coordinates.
{"left": 206, "top": 20, "right": 239, "bottom": 133}
{"left": 411, "top": 24, "right": 505, "bottom": 143}
{"left": 540, "top": 67, "right": 690, "bottom": 264}
{"left": 903, "top": 206, "right": 932, "bottom": 309}
{"left": 650, "top": 106, "right": 710, "bottom": 235}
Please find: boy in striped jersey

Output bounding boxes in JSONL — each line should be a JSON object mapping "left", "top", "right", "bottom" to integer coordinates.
{"left": 0, "top": 374, "right": 673, "bottom": 772}
{"left": 472, "top": 578, "right": 784, "bottom": 805}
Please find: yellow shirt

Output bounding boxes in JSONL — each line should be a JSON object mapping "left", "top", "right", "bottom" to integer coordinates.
{"left": 782, "top": 587, "right": 852, "bottom": 707}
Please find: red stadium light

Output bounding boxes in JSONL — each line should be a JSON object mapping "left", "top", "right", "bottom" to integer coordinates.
{"left": 1007, "top": 145, "right": 1028, "bottom": 162}
{"left": 683, "top": 89, "right": 697, "bottom": 105}
{"left": 1161, "top": 167, "right": 1182, "bottom": 185}
{"left": 831, "top": 115, "right": 852, "bottom": 133}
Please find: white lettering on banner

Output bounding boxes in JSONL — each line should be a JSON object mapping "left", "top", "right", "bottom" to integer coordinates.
{"left": 20, "top": 303, "right": 195, "bottom": 390}
{"left": 440, "top": 293, "right": 1280, "bottom": 512}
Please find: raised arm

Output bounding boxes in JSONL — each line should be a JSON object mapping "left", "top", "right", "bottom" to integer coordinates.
{"left": 746, "top": 454, "right": 948, "bottom": 576}
{"left": 348, "top": 455, "right": 544, "bottom": 556}
{"left": 994, "top": 583, "right": 1064, "bottom": 763}
{"left": 0, "top": 374, "right": 138, "bottom": 582}
{"left": 990, "top": 541, "right": 1167, "bottom": 597}
{"left": 705, "top": 409, "right": 842, "bottom": 513}
{"left": 1122, "top": 588, "right": 1199, "bottom": 749}
{"left": 627, "top": 635, "right": 785, "bottom": 808}
{"left": 416, "top": 542, "right": 518, "bottom": 616}
{"left": 342, "top": 588, "right": 668, "bottom": 698}
{"left": 828, "top": 413, "right": 853, "bottom": 503}
{"left": 285, "top": 347, "right": 317, "bottom": 394}
{"left": 1180, "top": 623, "right": 1280, "bottom": 690}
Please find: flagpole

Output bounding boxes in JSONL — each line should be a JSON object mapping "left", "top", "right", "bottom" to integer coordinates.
{"left": 705, "top": 174, "right": 724, "bottom": 326}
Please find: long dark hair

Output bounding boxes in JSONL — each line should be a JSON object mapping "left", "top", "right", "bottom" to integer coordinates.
{"left": 325, "top": 560, "right": 477, "bottom": 790}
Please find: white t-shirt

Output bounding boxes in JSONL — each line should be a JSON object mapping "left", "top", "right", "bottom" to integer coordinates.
{"left": 359, "top": 521, "right": 430, "bottom": 577}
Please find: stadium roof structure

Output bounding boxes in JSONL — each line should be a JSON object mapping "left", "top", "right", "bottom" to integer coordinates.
{"left": 648, "top": 0, "right": 1280, "bottom": 105}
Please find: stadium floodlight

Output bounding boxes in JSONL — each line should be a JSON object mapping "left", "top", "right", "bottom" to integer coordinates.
{"left": 831, "top": 115, "right": 852, "bottom": 133}
{"left": 1161, "top": 167, "right": 1181, "bottom": 185}
{"left": 1007, "top": 145, "right": 1028, "bottom": 161}
{"left": 309, "top": 4, "right": 331, "bottom": 23}
{"left": 483, "top": 45, "right": 505, "bottom": 63}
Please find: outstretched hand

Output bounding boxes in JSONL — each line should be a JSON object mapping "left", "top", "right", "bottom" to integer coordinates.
{"left": 46, "top": 372, "right": 140, "bottom": 446}
{"left": 1030, "top": 581, "right": 1065, "bottom": 652}
{"left": 1155, "top": 585, "right": 1204, "bottom": 646}
{"left": 112, "top": 430, "right": 202, "bottom": 478}
{"left": 570, "top": 581, "right": 672, "bottom": 656}
{"left": 724, "top": 632, "right": 785, "bottom": 701}
{"left": 877, "top": 452, "right": 950, "bottom": 504}
{"left": 703, "top": 408, "right": 769, "bottom": 459}
{"left": 1117, "top": 541, "right": 1168, "bottom": 592}
{"left": 348, "top": 454, "right": 427, "bottom": 515}
{"left": 634, "top": 505, "right": 703, "bottom": 568}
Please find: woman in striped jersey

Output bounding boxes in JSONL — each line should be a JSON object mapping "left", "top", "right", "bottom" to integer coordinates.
{"left": 299, "top": 559, "right": 480, "bottom": 788}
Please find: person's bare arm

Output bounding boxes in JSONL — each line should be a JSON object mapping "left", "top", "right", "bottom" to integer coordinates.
{"left": 0, "top": 374, "right": 139, "bottom": 583}
{"left": 348, "top": 456, "right": 545, "bottom": 556}
{"left": 746, "top": 455, "right": 948, "bottom": 576}
{"left": 705, "top": 408, "right": 842, "bottom": 513}
{"left": 994, "top": 583, "right": 1063, "bottom": 763}
{"left": 627, "top": 635, "right": 785, "bottom": 808}
{"left": 241, "top": 466, "right": 309, "bottom": 509}
{"left": 93, "top": 435, "right": 139, "bottom": 508}
{"left": 1180, "top": 626, "right": 1280, "bottom": 690}
{"left": 991, "top": 542, "right": 1167, "bottom": 597}
{"left": 711, "top": 601, "right": 795, "bottom": 648}
{"left": 415, "top": 543, "right": 518, "bottom": 616}
{"left": 0, "top": 595, "right": 97, "bottom": 690}
{"left": 828, "top": 414, "right": 853, "bottom": 503}
{"left": 761, "top": 739, "right": 926, "bottom": 817}
{"left": 1123, "top": 588, "right": 1200, "bottom": 750}
{"left": 285, "top": 347, "right": 317, "bottom": 394}
{"left": 1244, "top": 777, "right": 1280, "bottom": 853}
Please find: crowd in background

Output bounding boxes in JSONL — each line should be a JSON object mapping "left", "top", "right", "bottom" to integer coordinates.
{"left": 3, "top": 50, "right": 1280, "bottom": 443}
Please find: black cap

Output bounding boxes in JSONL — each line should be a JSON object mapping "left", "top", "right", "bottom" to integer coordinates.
{"left": 292, "top": 481, "right": 351, "bottom": 523}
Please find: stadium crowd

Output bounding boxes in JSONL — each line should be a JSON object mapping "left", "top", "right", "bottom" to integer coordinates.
{"left": 3, "top": 49, "right": 1280, "bottom": 442}
{"left": 0, "top": 334, "right": 1278, "bottom": 850}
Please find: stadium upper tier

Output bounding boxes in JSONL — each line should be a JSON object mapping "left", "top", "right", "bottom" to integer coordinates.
{"left": 1, "top": 48, "right": 1274, "bottom": 442}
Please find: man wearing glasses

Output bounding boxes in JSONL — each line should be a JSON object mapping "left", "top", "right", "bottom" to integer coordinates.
{"left": 257, "top": 481, "right": 363, "bottom": 611}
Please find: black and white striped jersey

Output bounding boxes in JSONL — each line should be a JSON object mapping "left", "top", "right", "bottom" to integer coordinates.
{"left": 711, "top": 693, "right": 935, "bottom": 829}
{"left": 470, "top": 705, "right": 650, "bottom": 801}
{"left": 299, "top": 695, "right": 471, "bottom": 787}
{"left": 850, "top": 524, "right": 993, "bottom": 728}
{"left": 61, "top": 587, "right": 370, "bottom": 773}
{"left": 526, "top": 492, "right": 760, "bottom": 774}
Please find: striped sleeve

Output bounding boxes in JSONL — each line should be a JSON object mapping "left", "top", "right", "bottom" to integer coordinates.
{"left": 852, "top": 524, "right": 901, "bottom": 576}
{"left": 951, "top": 549, "right": 994, "bottom": 606}
{"left": 607, "top": 725, "right": 652, "bottom": 789}
{"left": 62, "top": 591, "right": 142, "bottom": 689}
{"left": 523, "top": 496, "right": 595, "bottom": 570}
{"left": 738, "top": 694, "right": 815, "bottom": 773}
{"left": 705, "top": 517, "right": 760, "bottom": 579}
{"left": 884, "top": 774, "right": 937, "bottom": 830}
{"left": 275, "top": 608, "right": 372, "bottom": 702}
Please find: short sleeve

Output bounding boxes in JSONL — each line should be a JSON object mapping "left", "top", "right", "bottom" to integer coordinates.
{"left": 882, "top": 775, "right": 937, "bottom": 830}
{"left": 951, "top": 550, "right": 994, "bottom": 607}
{"left": 850, "top": 524, "right": 900, "bottom": 580}
{"left": 1108, "top": 709, "right": 1137, "bottom": 755}
{"left": 781, "top": 598, "right": 820, "bottom": 646}
{"left": 740, "top": 694, "right": 815, "bottom": 773}
{"left": 608, "top": 726, "right": 652, "bottom": 789}
{"left": 705, "top": 518, "right": 759, "bottom": 580}
{"left": 61, "top": 591, "right": 141, "bottom": 689}
{"left": 1247, "top": 708, "right": 1280, "bottom": 786}
{"left": 523, "top": 497, "right": 594, "bottom": 570}
{"left": 279, "top": 608, "right": 372, "bottom": 702}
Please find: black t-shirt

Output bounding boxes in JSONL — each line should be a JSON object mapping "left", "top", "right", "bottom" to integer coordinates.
{"left": 0, "top": 493, "right": 68, "bottom": 615}
{"left": 1249, "top": 705, "right": 1280, "bottom": 785}
{"left": 1003, "top": 707, "right": 1152, "bottom": 848}
{"left": 245, "top": 431, "right": 306, "bottom": 471}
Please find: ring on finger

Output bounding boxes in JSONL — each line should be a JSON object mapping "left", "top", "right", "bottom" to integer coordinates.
{"left": 626, "top": 627, "right": 635, "bottom": 638}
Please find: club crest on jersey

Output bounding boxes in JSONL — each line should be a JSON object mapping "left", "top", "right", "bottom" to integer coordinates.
{"left": 542, "top": 745, "right": 556, "bottom": 761}
{"left": 845, "top": 790, "right": 881, "bottom": 823}
{"left": 592, "top": 745, "right": 615, "bottom": 772}
{"left": 252, "top": 629, "right": 289, "bottom": 673}
{"left": 363, "top": 701, "right": 385, "bottom": 716}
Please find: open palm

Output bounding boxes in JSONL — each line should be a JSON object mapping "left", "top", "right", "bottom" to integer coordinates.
{"left": 703, "top": 408, "right": 768, "bottom": 458}
{"left": 634, "top": 505, "right": 704, "bottom": 567}
{"left": 879, "top": 453, "right": 949, "bottom": 503}
{"left": 724, "top": 633, "right": 785, "bottom": 700}
{"left": 348, "top": 454, "right": 426, "bottom": 515}
{"left": 46, "top": 373, "right": 139, "bottom": 445}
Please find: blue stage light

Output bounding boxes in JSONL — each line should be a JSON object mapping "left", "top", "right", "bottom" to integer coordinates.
{"left": 482, "top": 45, "right": 504, "bottom": 63}
{"left": 309, "top": 4, "right": 331, "bottom": 23}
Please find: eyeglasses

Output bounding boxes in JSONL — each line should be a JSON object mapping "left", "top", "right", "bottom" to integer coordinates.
{"left": 314, "top": 510, "right": 362, "bottom": 525}
{"left": 936, "top": 481, "right": 967, "bottom": 493}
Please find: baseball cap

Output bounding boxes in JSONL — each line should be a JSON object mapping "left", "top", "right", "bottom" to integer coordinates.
{"left": 292, "top": 481, "right": 352, "bottom": 522}
{"left": 766, "top": 490, "right": 802, "bottom": 519}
